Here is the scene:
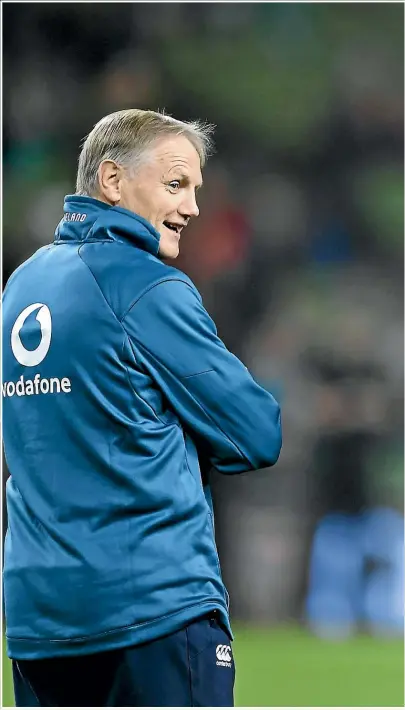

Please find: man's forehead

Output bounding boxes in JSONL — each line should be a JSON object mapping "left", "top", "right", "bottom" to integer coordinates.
{"left": 152, "top": 136, "right": 201, "bottom": 167}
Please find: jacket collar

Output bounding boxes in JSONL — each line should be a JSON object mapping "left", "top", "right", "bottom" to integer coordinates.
{"left": 54, "top": 195, "right": 161, "bottom": 257}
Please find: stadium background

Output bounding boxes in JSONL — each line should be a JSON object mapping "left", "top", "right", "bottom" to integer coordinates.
{"left": 2, "top": 3, "right": 404, "bottom": 706}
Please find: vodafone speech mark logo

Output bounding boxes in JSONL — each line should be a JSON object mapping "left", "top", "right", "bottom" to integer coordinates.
{"left": 4, "top": 303, "right": 72, "bottom": 398}
{"left": 11, "top": 303, "right": 52, "bottom": 367}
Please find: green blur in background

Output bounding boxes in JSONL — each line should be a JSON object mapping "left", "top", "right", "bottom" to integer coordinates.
{"left": 2, "top": 4, "right": 404, "bottom": 708}
{"left": 3, "top": 627, "right": 404, "bottom": 707}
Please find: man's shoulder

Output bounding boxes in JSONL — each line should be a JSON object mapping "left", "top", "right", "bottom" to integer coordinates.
{"left": 78, "top": 240, "right": 197, "bottom": 321}
{"left": 4, "top": 245, "right": 52, "bottom": 293}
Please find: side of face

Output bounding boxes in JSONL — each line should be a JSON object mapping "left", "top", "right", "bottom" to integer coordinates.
{"left": 97, "top": 134, "right": 203, "bottom": 259}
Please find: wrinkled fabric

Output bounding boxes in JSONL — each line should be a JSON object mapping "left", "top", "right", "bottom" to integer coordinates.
{"left": 3, "top": 196, "right": 281, "bottom": 660}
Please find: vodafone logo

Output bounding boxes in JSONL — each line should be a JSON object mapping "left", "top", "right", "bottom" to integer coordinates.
{"left": 4, "top": 303, "right": 72, "bottom": 398}
{"left": 11, "top": 304, "right": 52, "bottom": 367}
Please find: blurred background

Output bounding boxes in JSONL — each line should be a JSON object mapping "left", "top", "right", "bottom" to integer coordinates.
{"left": 2, "top": 2, "right": 404, "bottom": 706}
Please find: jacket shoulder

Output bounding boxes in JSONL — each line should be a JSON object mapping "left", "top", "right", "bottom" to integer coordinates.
{"left": 4, "top": 245, "right": 52, "bottom": 294}
{"left": 78, "top": 240, "right": 196, "bottom": 321}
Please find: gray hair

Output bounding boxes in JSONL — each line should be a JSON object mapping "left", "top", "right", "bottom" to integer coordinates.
{"left": 75, "top": 109, "right": 215, "bottom": 196}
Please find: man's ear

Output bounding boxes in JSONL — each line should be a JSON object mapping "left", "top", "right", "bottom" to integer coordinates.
{"left": 97, "top": 160, "right": 122, "bottom": 205}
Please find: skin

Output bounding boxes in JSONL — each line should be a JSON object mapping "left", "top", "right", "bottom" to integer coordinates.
{"left": 96, "top": 135, "right": 203, "bottom": 258}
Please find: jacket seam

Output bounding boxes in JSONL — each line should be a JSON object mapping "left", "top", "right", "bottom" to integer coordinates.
{"left": 77, "top": 243, "right": 120, "bottom": 517}
{"left": 75, "top": 248, "right": 251, "bottom": 468}
{"left": 6, "top": 601, "right": 227, "bottom": 643}
{"left": 125, "top": 336, "right": 253, "bottom": 470}
{"left": 55, "top": 238, "right": 113, "bottom": 244}
{"left": 123, "top": 335, "right": 181, "bottom": 428}
{"left": 181, "top": 369, "right": 214, "bottom": 380}
{"left": 77, "top": 244, "right": 124, "bottom": 329}
{"left": 124, "top": 360, "right": 165, "bottom": 427}
{"left": 183, "top": 442, "right": 196, "bottom": 481}
{"left": 125, "top": 364, "right": 160, "bottom": 423}
{"left": 120, "top": 277, "right": 195, "bottom": 322}
{"left": 77, "top": 249, "right": 183, "bottom": 430}
{"left": 78, "top": 247, "right": 193, "bottom": 331}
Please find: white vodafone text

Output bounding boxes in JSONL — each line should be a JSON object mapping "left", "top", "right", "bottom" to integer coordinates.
{"left": 2, "top": 374, "right": 71, "bottom": 398}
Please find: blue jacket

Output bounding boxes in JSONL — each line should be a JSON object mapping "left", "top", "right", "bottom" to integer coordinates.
{"left": 3, "top": 195, "right": 282, "bottom": 660}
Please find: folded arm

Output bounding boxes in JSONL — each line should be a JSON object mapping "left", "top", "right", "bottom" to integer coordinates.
{"left": 122, "top": 278, "right": 282, "bottom": 474}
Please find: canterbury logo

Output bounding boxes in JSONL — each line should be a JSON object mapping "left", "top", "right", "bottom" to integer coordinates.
{"left": 216, "top": 644, "right": 232, "bottom": 667}
{"left": 11, "top": 303, "right": 52, "bottom": 367}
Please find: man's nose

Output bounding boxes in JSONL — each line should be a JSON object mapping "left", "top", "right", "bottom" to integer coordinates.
{"left": 180, "top": 193, "right": 199, "bottom": 219}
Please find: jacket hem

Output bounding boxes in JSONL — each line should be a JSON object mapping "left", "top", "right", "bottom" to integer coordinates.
{"left": 6, "top": 600, "right": 232, "bottom": 660}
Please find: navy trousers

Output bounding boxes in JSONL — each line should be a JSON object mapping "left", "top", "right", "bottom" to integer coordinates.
{"left": 12, "top": 612, "right": 235, "bottom": 707}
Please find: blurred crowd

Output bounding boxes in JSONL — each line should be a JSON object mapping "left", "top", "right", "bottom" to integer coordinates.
{"left": 3, "top": 3, "right": 404, "bottom": 634}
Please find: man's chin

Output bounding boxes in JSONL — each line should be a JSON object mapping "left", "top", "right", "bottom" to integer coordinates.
{"left": 159, "top": 243, "right": 180, "bottom": 260}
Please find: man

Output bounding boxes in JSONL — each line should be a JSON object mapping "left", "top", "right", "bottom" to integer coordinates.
{"left": 3, "top": 109, "right": 282, "bottom": 707}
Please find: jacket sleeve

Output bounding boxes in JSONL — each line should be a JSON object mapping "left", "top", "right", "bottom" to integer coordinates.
{"left": 121, "top": 278, "right": 282, "bottom": 474}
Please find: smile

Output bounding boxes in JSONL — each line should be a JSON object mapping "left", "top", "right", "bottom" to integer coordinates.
{"left": 163, "top": 221, "right": 183, "bottom": 234}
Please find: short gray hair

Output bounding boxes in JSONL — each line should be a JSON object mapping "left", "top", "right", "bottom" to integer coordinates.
{"left": 76, "top": 109, "right": 215, "bottom": 196}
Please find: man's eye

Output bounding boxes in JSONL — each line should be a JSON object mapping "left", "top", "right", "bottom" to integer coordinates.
{"left": 168, "top": 181, "right": 180, "bottom": 190}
